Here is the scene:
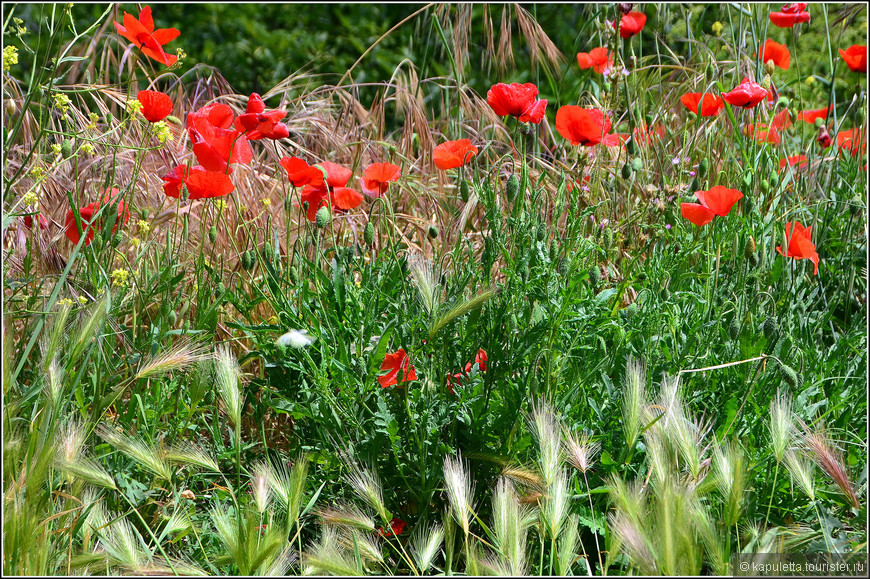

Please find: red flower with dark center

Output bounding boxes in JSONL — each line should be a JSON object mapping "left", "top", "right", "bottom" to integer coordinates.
{"left": 837, "top": 128, "right": 866, "bottom": 157}
{"left": 797, "top": 105, "right": 831, "bottom": 124}
{"left": 234, "top": 93, "right": 289, "bottom": 140}
{"left": 137, "top": 90, "right": 173, "bottom": 122}
{"left": 361, "top": 162, "right": 401, "bottom": 196}
{"left": 64, "top": 188, "right": 131, "bottom": 246}
{"left": 379, "top": 349, "right": 417, "bottom": 388}
{"left": 769, "top": 8, "right": 810, "bottom": 28}
{"left": 486, "top": 82, "right": 548, "bottom": 124}
{"left": 433, "top": 139, "right": 479, "bottom": 170}
{"left": 680, "top": 186, "right": 744, "bottom": 227}
{"left": 162, "top": 164, "right": 235, "bottom": 199}
{"left": 577, "top": 47, "right": 613, "bottom": 74}
{"left": 187, "top": 103, "right": 253, "bottom": 172}
{"left": 722, "top": 78, "right": 769, "bottom": 109}
{"left": 776, "top": 221, "right": 819, "bottom": 275}
{"left": 618, "top": 11, "right": 647, "bottom": 38}
{"left": 300, "top": 161, "right": 363, "bottom": 222}
{"left": 376, "top": 518, "right": 407, "bottom": 537}
{"left": 758, "top": 39, "right": 791, "bottom": 70}
{"left": 113, "top": 6, "right": 180, "bottom": 67}
{"left": 839, "top": 45, "right": 867, "bottom": 73}
{"left": 555, "top": 106, "right": 611, "bottom": 147}
{"left": 680, "top": 93, "right": 725, "bottom": 117}
{"left": 279, "top": 156, "right": 323, "bottom": 188}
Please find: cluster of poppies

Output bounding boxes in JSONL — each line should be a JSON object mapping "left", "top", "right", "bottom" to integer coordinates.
{"left": 445, "top": 348, "right": 488, "bottom": 396}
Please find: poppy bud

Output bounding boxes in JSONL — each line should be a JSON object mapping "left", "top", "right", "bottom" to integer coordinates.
{"left": 817, "top": 125, "right": 832, "bottom": 148}
{"left": 5, "top": 98, "right": 16, "bottom": 117}
{"left": 61, "top": 139, "right": 73, "bottom": 159}
{"left": 112, "top": 231, "right": 123, "bottom": 246}
{"left": 744, "top": 236, "right": 756, "bottom": 259}
{"left": 537, "top": 223, "right": 547, "bottom": 242}
{"left": 141, "top": 209, "right": 149, "bottom": 220}
{"left": 182, "top": 319, "right": 190, "bottom": 333}
{"left": 558, "top": 257, "right": 568, "bottom": 275}
{"left": 728, "top": 317, "right": 740, "bottom": 340}
{"left": 631, "top": 157, "right": 643, "bottom": 172}
{"left": 460, "top": 179, "right": 470, "bottom": 202}
{"left": 626, "top": 137, "right": 638, "bottom": 155}
{"left": 761, "top": 74, "right": 772, "bottom": 90}
{"left": 315, "top": 206, "right": 330, "bottom": 228}
{"left": 428, "top": 225, "right": 439, "bottom": 239}
{"left": 181, "top": 185, "right": 189, "bottom": 202}
{"left": 743, "top": 194, "right": 755, "bottom": 215}
{"left": 760, "top": 179, "right": 770, "bottom": 194}
{"left": 699, "top": 158, "right": 709, "bottom": 178}
{"left": 622, "top": 302, "right": 638, "bottom": 319}
{"left": 105, "top": 113, "right": 113, "bottom": 125}
{"left": 289, "top": 266, "right": 299, "bottom": 284}
{"left": 167, "top": 311, "right": 177, "bottom": 326}
{"left": 242, "top": 250, "right": 254, "bottom": 270}
{"left": 705, "top": 62, "right": 717, "bottom": 81}
{"left": 764, "top": 59, "right": 776, "bottom": 76}
{"left": 520, "top": 122, "right": 534, "bottom": 135}
{"left": 689, "top": 177, "right": 699, "bottom": 192}
{"left": 618, "top": 3, "right": 633, "bottom": 15}
{"left": 364, "top": 221, "right": 375, "bottom": 245}
{"left": 763, "top": 316, "right": 779, "bottom": 341}
{"left": 813, "top": 117, "right": 824, "bottom": 129}
{"left": 208, "top": 225, "right": 217, "bottom": 243}
{"left": 549, "top": 240, "right": 558, "bottom": 261}
{"left": 621, "top": 163, "right": 632, "bottom": 179}
{"left": 660, "top": 287, "right": 671, "bottom": 301}
{"left": 779, "top": 362, "right": 798, "bottom": 388}
{"left": 589, "top": 265, "right": 602, "bottom": 286}
{"left": 215, "top": 282, "right": 226, "bottom": 296}
{"left": 742, "top": 171, "right": 753, "bottom": 189}
{"left": 687, "top": 111, "right": 697, "bottom": 122}
{"left": 506, "top": 175, "right": 519, "bottom": 201}
{"left": 263, "top": 242, "right": 273, "bottom": 262}
{"left": 604, "top": 227, "right": 614, "bottom": 248}
{"left": 770, "top": 171, "right": 780, "bottom": 189}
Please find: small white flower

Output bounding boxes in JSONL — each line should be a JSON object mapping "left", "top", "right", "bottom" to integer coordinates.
{"left": 276, "top": 329, "right": 316, "bottom": 349}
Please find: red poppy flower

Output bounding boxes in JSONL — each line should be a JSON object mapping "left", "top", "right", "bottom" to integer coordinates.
{"left": 361, "top": 162, "right": 401, "bottom": 196}
{"left": 279, "top": 156, "right": 323, "bottom": 188}
{"left": 577, "top": 47, "right": 613, "bottom": 74}
{"left": 776, "top": 221, "right": 819, "bottom": 275}
{"left": 722, "top": 78, "right": 769, "bottom": 109}
{"left": 769, "top": 9, "right": 810, "bottom": 28}
{"left": 300, "top": 161, "right": 363, "bottom": 221}
{"left": 486, "top": 82, "right": 548, "bottom": 124}
{"left": 797, "top": 105, "right": 831, "bottom": 124}
{"left": 113, "top": 6, "right": 180, "bottom": 67}
{"left": 137, "top": 90, "right": 173, "bottom": 123}
{"left": 758, "top": 39, "right": 791, "bottom": 70}
{"left": 680, "top": 93, "right": 725, "bottom": 117}
{"left": 433, "top": 139, "right": 479, "bottom": 170}
{"left": 680, "top": 186, "right": 744, "bottom": 227}
{"left": 779, "top": 155, "right": 809, "bottom": 171}
{"left": 632, "top": 121, "right": 665, "bottom": 146}
{"left": 64, "top": 188, "right": 131, "bottom": 246}
{"left": 187, "top": 103, "right": 253, "bottom": 172}
{"left": 379, "top": 349, "right": 417, "bottom": 388}
{"left": 23, "top": 213, "right": 49, "bottom": 231}
{"left": 162, "top": 164, "right": 235, "bottom": 199}
{"left": 617, "top": 11, "right": 647, "bottom": 38}
{"left": 603, "top": 133, "right": 629, "bottom": 147}
{"left": 781, "top": 3, "right": 808, "bottom": 12}
{"left": 818, "top": 125, "right": 833, "bottom": 149}
{"left": 839, "top": 45, "right": 867, "bottom": 73}
{"left": 746, "top": 109, "right": 792, "bottom": 144}
{"left": 376, "top": 517, "right": 408, "bottom": 537}
{"left": 234, "top": 93, "right": 289, "bottom": 140}
{"left": 837, "top": 128, "right": 866, "bottom": 157}
{"left": 446, "top": 372, "right": 464, "bottom": 396}
{"left": 555, "top": 106, "right": 611, "bottom": 147}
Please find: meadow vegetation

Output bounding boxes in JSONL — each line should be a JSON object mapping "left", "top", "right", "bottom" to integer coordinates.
{"left": 2, "top": 2, "right": 867, "bottom": 575}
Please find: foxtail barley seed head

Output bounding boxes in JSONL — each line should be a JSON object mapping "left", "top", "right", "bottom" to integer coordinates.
{"left": 443, "top": 452, "right": 475, "bottom": 536}
{"left": 768, "top": 389, "right": 794, "bottom": 464}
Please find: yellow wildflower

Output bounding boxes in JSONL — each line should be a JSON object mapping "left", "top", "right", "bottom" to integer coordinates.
{"left": 262, "top": 198, "right": 272, "bottom": 207}
{"left": 152, "top": 120, "right": 173, "bottom": 145}
{"left": 111, "top": 268, "right": 130, "bottom": 286}
{"left": 77, "top": 296, "right": 88, "bottom": 304}
{"left": 126, "top": 99, "right": 143, "bottom": 115}
{"left": 3, "top": 46, "right": 18, "bottom": 71}
{"left": 57, "top": 298, "right": 74, "bottom": 307}
{"left": 137, "top": 219, "right": 150, "bottom": 233}
{"left": 711, "top": 21, "right": 724, "bottom": 36}
{"left": 80, "top": 143, "right": 95, "bottom": 155}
